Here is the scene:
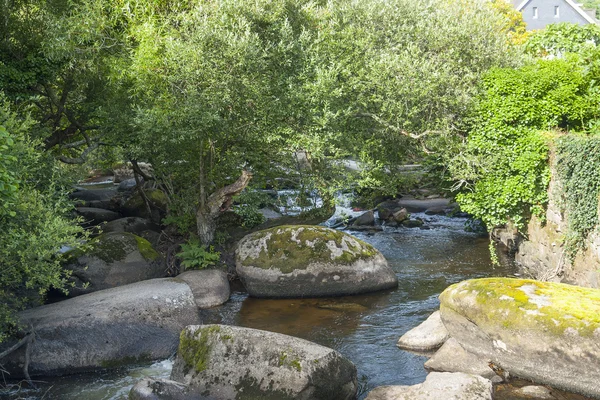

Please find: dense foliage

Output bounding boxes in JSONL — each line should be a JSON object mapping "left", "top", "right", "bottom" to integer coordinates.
{"left": 555, "top": 136, "right": 600, "bottom": 258}
{"left": 0, "top": 97, "right": 84, "bottom": 341}
{"left": 0, "top": 0, "right": 533, "bottom": 341}
{"left": 451, "top": 22, "right": 600, "bottom": 250}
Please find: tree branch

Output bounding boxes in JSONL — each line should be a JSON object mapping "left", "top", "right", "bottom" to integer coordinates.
{"left": 355, "top": 112, "right": 442, "bottom": 139}
{"left": 206, "top": 170, "right": 253, "bottom": 218}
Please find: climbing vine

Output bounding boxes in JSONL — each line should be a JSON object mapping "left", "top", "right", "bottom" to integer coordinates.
{"left": 555, "top": 135, "right": 600, "bottom": 258}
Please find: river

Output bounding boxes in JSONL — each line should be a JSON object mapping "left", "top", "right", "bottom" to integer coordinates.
{"left": 2, "top": 209, "right": 530, "bottom": 399}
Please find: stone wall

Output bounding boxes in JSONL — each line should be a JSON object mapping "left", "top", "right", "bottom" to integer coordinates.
{"left": 493, "top": 174, "right": 600, "bottom": 289}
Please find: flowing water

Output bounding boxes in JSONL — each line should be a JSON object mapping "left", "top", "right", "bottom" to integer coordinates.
{"left": 3, "top": 211, "right": 524, "bottom": 399}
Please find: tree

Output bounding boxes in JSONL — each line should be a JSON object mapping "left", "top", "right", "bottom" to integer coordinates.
{"left": 0, "top": 95, "right": 85, "bottom": 342}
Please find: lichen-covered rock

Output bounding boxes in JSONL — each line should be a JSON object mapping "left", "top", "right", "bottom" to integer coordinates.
{"left": 171, "top": 325, "right": 357, "bottom": 400}
{"left": 365, "top": 372, "right": 492, "bottom": 400}
{"left": 235, "top": 225, "right": 397, "bottom": 298}
{"left": 177, "top": 270, "right": 230, "bottom": 309}
{"left": 65, "top": 232, "right": 164, "bottom": 296}
{"left": 397, "top": 310, "right": 449, "bottom": 351}
{"left": 440, "top": 278, "right": 600, "bottom": 398}
{"left": 0, "top": 278, "right": 200, "bottom": 377}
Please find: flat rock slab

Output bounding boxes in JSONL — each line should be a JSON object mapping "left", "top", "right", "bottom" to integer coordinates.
{"left": 171, "top": 324, "right": 358, "bottom": 400}
{"left": 365, "top": 372, "right": 492, "bottom": 400}
{"left": 424, "top": 338, "right": 497, "bottom": 380}
{"left": 0, "top": 278, "right": 200, "bottom": 377}
{"left": 236, "top": 225, "right": 397, "bottom": 298}
{"left": 76, "top": 207, "right": 121, "bottom": 225}
{"left": 396, "top": 198, "right": 452, "bottom": 213}
{"left": 130, "top": 378, "right": 210, "bottom": 400}
{"left": 177, "top": 270, "right": 230, "bottom": 309}
{"left": 440, "top": 278, "right": 600, "bottom": 398}
{"left": 397, "top": 311, "right": 449, "bottom": 351}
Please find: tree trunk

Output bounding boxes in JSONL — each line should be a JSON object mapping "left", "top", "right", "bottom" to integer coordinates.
{"left": 195, "top": 170, "right": 252, "bottom": 245}
{"left": 196, "top": 210, "right": 217, "bottom": 245}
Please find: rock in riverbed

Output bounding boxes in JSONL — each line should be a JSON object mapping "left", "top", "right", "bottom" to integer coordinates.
{"left": 170, "top": 324, "right": 358, "bottom": 400}
{"left": 365, "top": 372, "right": 492, "bottom": 400}
{"left": 177, "top": 270, "right": 230, "bottom": 309}
{"left": 440, "top": 278, "right": 600, "bottom": 398}
{"left": 236, "top": 225, "right": 398, "bottom": 297}
{"left": 397, "top": 310, "right": 449, "bottom": 351}
{"left": 64, "top": 232, "right": 164, "bottom": 296}
{"left": 0, "top": 278, "right": 200, "bottom": 377}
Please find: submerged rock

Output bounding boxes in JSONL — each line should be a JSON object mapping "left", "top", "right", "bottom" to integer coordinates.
{"left": 440, "top": 278, "right": 600, "bottom": 398}
{"left": 171, "top": 324, "right": 358, "bottom": 400}
{"left": 177, "top": 270, "right": 230, "bottom": 309}
{"left": 235, "top": 225, "right": 397, "bottom": 297}
{"left": 396, "top": 310, "right": 449, "bottom": 351}
{"left": 65, "top": 232, "right": 164, "bottom": 296}
{"left": 365, "top": 372, "right": 492, "bottom": 400}
{"left": 0, "top": 278, "right": 200, "bottom": 377}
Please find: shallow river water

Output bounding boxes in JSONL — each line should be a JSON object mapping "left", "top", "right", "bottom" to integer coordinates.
{"left": 3, "top": 212, "right": 556, "bottom": 400}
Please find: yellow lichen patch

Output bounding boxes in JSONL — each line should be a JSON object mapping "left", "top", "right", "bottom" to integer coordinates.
{"left": 440, "top": 278, "right": 600, "bottom": 337}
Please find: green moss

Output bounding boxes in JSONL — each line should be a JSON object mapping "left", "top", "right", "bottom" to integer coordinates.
{"left": 134, "top": 235, "right": 159, "bottom": 261}
{"left": 242, "top": 225, "right": 378, "bottom": 273}
{"left": 277, "top": 350, "right": 302, "bottom": 372}
{"left": 179, "top": 325, "right": 222, "bottom": 374}
{"left": 441, "top": 278, "right": 600, "bottom": 337}
{"left": 90, "top": 233, "right": 129, "bottom": 263}
{"left": 289, "top": 359, "right": 302, "bottom": 372}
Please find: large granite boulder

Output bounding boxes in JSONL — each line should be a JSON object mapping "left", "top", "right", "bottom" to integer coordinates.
{"left": 440, "top": 278, "right": 600, "bottom": 398}
{"left": 65, "top": 232, "right": 164, "bottom": 296}
{"left": 235, "top": 225, "right": 398, "bottom": 297}
{"left": 366, "top": 372, "right": 492, "bottom": 400}
{"left": 171, "top": 325, "right": 357, "bottom": 400}
{"left": 0, "top": 278, "right": 200, "bottom": 377}
{"left": 177, "top": 270, "right": 230, "bottom": 309}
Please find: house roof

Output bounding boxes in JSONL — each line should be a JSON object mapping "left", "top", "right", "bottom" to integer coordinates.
{"left": 516, "top": 0, "right": 598, "bottom": 24}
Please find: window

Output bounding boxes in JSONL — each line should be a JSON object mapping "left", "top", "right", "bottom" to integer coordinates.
{"left": 533, "top": 7, "right": 538, "bottom": 18}
{"left": 555, "top": 6, "right": 560, "bottom": 17}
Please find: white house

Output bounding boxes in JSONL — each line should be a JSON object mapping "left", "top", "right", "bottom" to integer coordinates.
{"left": 514, "top": 0, "right": 598, "bottom": 30}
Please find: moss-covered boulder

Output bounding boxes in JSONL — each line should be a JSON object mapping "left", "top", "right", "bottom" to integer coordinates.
{"left": 170, "top": 325, "right": 357, "bottom": 400}
{"left": 439, "top": 278, "right": 600, "bottom": 398}
{"left": 235, "top": 225, "right": 397, "bottom": 298}
{"left": 121, "top": 188, "right": 168, "bottom": 220}
{"left": 0, "top": 278, "right": 200, "bottom": 377}
{"left": 65, "top": 232, "right": 164, "bottom": 296}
